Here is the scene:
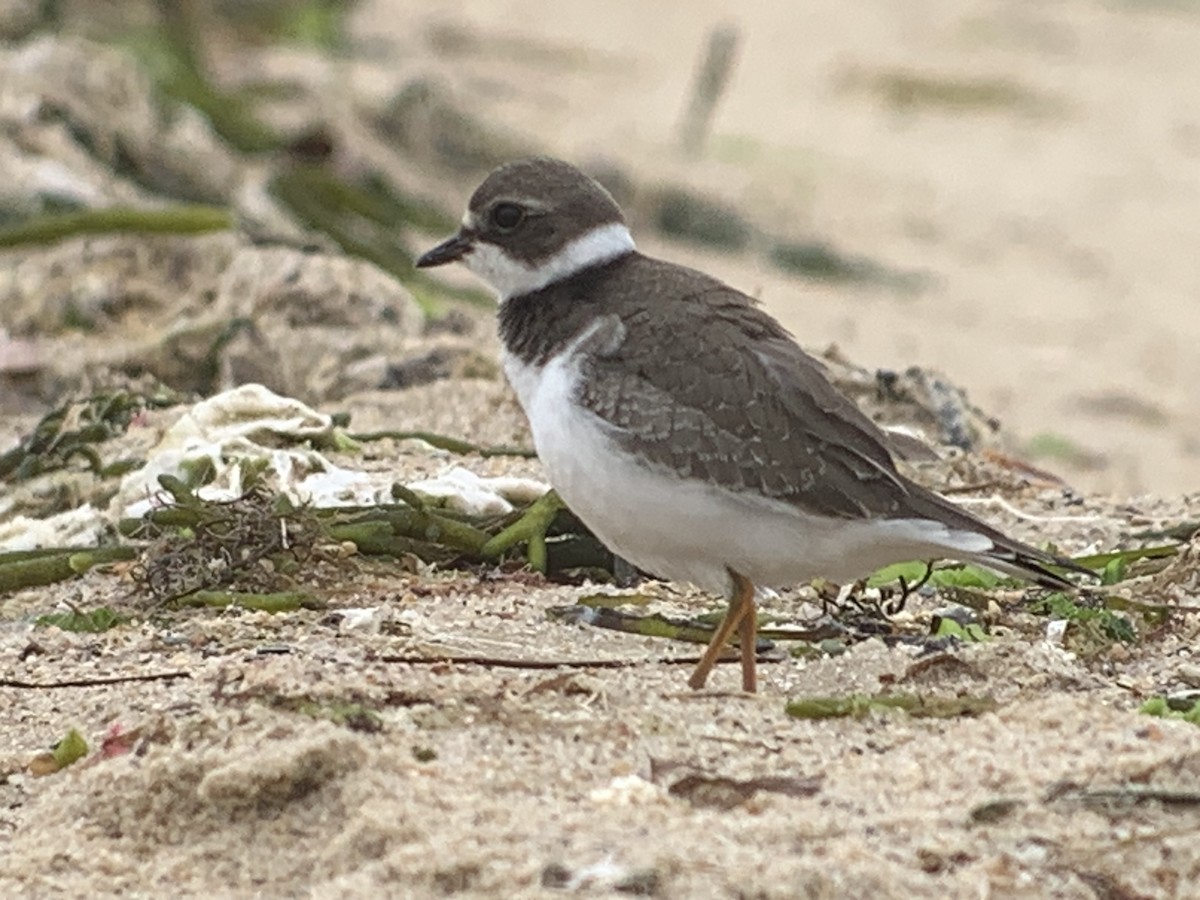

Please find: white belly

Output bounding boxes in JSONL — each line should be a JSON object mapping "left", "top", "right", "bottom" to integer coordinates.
{"left": 502, "top": 348, "right": 993, "bottom": 598}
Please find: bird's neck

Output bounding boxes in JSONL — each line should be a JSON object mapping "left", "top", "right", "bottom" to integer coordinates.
{"left": 468, "top": 222, "right": 635, "bottom": 302}
{"left": 496, "top": 250, "right": 636, "bottom": 368}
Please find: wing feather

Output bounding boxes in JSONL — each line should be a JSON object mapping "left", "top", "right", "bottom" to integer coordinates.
{"left": 578, "top": 281, "right": 912, "bottom": 520}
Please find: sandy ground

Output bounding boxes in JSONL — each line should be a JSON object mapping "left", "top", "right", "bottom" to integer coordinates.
{"left": 4, "top": 2, "right": 1200, "bottom": 898}
{"left": 2, "top": 377, "right": 1199, "bottom": 899}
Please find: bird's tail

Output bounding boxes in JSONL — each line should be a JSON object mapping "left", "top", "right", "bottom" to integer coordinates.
{"left": 959, "top": 543, "right": 1089, "bottom": 591}
{"left": 901, "top": 488, "right": 1095, "bottom": 591}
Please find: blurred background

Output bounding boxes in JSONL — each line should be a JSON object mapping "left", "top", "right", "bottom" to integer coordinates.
{"left": 1, "top": 0, "right": 1197, "bottom": 497}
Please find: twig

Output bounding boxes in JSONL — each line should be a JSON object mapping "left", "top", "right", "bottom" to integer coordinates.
{"left": 677, "top": 24, "right": 740, "bottom": 156}
{"left": 379, "top": 652, "right": 752, "bottom": 671}
{"left": 938, "top": 481, "right": 1003, "bottom": 495}
{"left": 886, "top": 561, "right": 935, "bottom": 615}
{"left": 1055, "top": 786, "right": 1200, "bottom": 808}
{"left": 0, "top": 671, "right": 191, "bottom": 689}
{"left": 951, "top": 495, "right": 1106, "bottom": 524}
{"left": 348, "top": 430, "right": 535, "bottom": 458}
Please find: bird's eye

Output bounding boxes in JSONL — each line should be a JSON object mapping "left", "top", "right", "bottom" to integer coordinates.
{"left": 490, "top": 203, "right": 524, "bottom": 231}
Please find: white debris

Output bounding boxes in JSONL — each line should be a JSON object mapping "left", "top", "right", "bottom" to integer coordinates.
{"left": 1044, "top": 619, "right": 1068, "bottom": 645}
{"left": 335, "top": 607, "right": 384, "bottom": 631}
{"left": 408, "top": 467, "right": 549, "bottom": 516}
{"left": 3, "top": 384, "right": 546, "bottom": 550}
{"left": 587, "top": 774, "right": 663, "bottom": 806}
{"left": 0, "top": 507, "right": 106, "bottom": 551}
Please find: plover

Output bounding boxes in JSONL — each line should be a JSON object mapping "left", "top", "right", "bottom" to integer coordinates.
{"left": 417, "top": 157, "right": 1089, "bottom": 692}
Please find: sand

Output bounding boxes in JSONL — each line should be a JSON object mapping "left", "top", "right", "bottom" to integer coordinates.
{"left": 2, "top": 373, "right": 1199, "bottom": 898}
{"left": 3, "top": 2, "right": 1200, "bottom": 898}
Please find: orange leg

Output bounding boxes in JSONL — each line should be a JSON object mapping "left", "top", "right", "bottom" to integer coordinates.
{"left": 737, "top": 594, "right": 758, "bottom": 693}
{"left": 687, "top": 569, "right": 757, "bottom": 692}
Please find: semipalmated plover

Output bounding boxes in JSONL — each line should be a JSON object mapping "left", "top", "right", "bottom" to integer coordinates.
{"left": 417, "top": 157, "right": 1089, "bottom": 692}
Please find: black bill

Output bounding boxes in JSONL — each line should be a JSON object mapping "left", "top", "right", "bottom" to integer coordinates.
{"left": 416, "top": 233, "right": 473, "bottom": 268}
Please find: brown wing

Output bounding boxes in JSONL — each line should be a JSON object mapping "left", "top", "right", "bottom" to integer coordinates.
{"left": 577, "top": 274, "right": 915, "bottom": 520}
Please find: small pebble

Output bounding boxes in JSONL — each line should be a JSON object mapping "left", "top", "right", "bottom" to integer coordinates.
{"left": 1176, "top": 662, "right": 1200, "bottom": 688}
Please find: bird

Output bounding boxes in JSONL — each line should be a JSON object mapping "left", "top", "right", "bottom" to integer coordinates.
{"left": 416, "top": 157, "right": 1091, "bottom": 692}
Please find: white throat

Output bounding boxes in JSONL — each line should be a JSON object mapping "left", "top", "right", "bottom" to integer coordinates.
{"left": 464, "top": 222, "right": 635, "bottom": 300}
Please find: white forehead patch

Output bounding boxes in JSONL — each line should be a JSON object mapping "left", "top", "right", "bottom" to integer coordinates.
{"left": 463, "top": 222, "right": 635, "bottom": 300}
